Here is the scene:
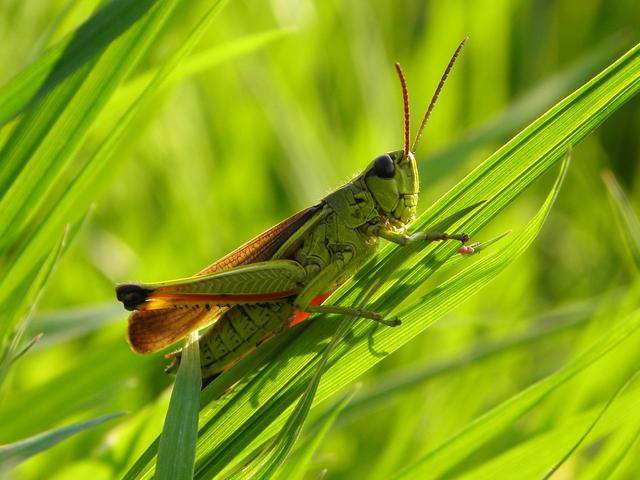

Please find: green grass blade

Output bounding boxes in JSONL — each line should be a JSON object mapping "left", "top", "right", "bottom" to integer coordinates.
{"left": 242, "top": 317, "right": 359, "bottom": 479}
{"left": 317, "top": 302, "right": 593, "bottom": 429}
{"left": 0, "top": 412, "right": 124, "bottom": 471}
{"left": 0, "top": 0, "right": 159, "bottom": 127}
{"left": 602, "top": 170, "right": 640, "bottom": 271}
{"left": 0, "top": 0, "right": 228, "bottom": 334}
{"left": 156, "top": 333, "right": 201, "bottom": 480}
{"left": 0, "top": 0, "right": 177, "bottom": 257}
{"left": 0, "top": 221, "right": 72, "bottom": 393}
{"left": 277, "top": 387, "right": 357, "bottom": 480}
{"left": 395, "top": 306, "right": 640, "bottom": 479}
{"left": 118, "top": 28, "right": 289, "bottom": 103}
{"left": 542, "top": 369, "right": 640, "bottom": 479}
{"left": 453, "top": 382, "right": 640, "bottom": 480}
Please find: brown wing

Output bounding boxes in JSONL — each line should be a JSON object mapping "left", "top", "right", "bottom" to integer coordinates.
{"left": 127, "top": 205, "right": 321, "bottom": 353}
{"left": 128, "top": 306, "right": 226, "bottom": 354}
{"left": 197, "top": 204, "right": 321, "bottom": 274}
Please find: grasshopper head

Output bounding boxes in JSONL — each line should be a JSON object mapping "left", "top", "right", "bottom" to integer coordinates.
{"left": 364, "top": 149, "right": 419, "bottom": 228}
{"left": 367, "top": 40, "right": 466, "bottom": 229}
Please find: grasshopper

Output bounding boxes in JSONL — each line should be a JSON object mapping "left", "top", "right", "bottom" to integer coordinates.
{"left": 116, "top": 39, "right": 473, "bottom": 384}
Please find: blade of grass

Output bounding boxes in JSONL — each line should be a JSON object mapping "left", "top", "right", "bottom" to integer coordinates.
{"left": 0, "top": 204, "right": 91, "bottom": 373}
{"left": 0, "top": 412, "right": 125, "bottom": 471}
{"left": 395, "top": 305, "right": 640, "bottom": 479}
{"left": 542, "top": 369, "right": 640, "bottom": 479}
{"left": 602, "top": 169, "right": 640, "bottom": 271}
{"left": 316, "top": 300, "right": 595, "bottom": 429}
{"left": 0, "top": 0, "right": 178, "bottom": 259}
{"left": 277, "top": 387, "right": 358, "bottom": 480}
{"left": 156, "top": 332, "right": 201, "bottom": 480}
{"left": 230, "top": 315, "right": 358, "bottom": 479}
{"left": 96, "top": 28, "right": 290, "bottom": 132}
{"left": 0, "top": 223, "right": 69, "bottom": 393}
{"left": 0, "top": 0, "right": 228, "bottom": 340}
{"left": 0, "top": 0, "right": 159, "bottom": 127}
{"left": 453, "top": 381, "right": 640, "bottom": 480}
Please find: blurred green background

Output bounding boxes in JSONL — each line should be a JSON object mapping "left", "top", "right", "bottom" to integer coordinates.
{"left": 1, "top": 0, "right": 640, "bottom": 478}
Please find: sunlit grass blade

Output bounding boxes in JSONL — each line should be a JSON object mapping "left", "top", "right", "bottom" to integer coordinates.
{"left": 0, "top": 224, "right": 69, "bottom": 393}
{"left": 0, "top": 0, "right": 159, "bottom": 126}
{"left": 317, "top": 301, "right": 593, "bottom": 429}
{"left": 542, "top": 369, "right": 640, "bottom": 479}
{"left": 395, "top": 305, "right": 640, "bottom": 479}
{"left": 156, "top": 333, "right": 201, "bottom": 480}
{"left": 229, "top": 317, "right": 355, "bottom": 479}
{"left": 0, "top": 0, "right": 228, "bottom": 332}
{"left": 0, "top": 412, "right": 124, "bottom": 471}
{"left": 26, "top": 303, "right": 122, "bottom": 349}
{"left": 602, "top": 169, "right": 640, "bottom": 271}
{"left": 453, "top": 382, "right": 640, "bottom": 480}
{"left": 0, "top": 0, "right": 178, "bottom": 259}
{"left": 277, "top": 387, "right": 357, "bottom": 480}
{"left": 117, "top": 28, "right": 289, "bottom": 103}
{"left": 0, "top": 204, "right": 91, "bottom": 366}
{"left": 96, "top": 28, "right": 290, "bottom": 133}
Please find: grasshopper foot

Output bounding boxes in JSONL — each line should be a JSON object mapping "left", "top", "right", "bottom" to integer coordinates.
{"left": 458, "top": 245, "right": 475, "bottom": 255}
{"left": 381, "top": 317, "right": 402, "bottom": 327}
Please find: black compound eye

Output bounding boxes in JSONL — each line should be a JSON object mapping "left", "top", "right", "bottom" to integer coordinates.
{"left": 372, "top": 154, "right": 395, "bottom": 179}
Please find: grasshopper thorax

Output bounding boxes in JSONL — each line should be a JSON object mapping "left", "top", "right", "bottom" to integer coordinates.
{"left": 364, "top": 149, "right": 419, "bottom": 229}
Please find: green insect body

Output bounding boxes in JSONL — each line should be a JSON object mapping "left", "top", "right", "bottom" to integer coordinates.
{"left": 116, "top": 40, "right": 471, "bottom": 385}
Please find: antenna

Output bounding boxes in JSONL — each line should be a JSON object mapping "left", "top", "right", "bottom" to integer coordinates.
{"left": 394, "top": 63, "right": 410, "bottom": 158}
{"left": 411, "top": 37, "right": 468, "bottom": 153}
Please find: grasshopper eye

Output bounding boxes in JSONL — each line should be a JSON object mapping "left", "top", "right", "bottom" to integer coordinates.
{"left": 372, "top": 154, "right": 395, "bottom": 179}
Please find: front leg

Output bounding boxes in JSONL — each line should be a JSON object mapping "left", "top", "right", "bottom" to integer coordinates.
{"left": 369, "top": 225, "right": 470, "bottom": 246}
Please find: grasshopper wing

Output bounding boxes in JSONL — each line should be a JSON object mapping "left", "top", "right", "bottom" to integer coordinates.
{"left": 119, "top": 205, "right": 322, "bottom": 353}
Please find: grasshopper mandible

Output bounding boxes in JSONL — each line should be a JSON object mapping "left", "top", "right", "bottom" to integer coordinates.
{"left": 116, "top": 39, "right": 473, "bottom": 384}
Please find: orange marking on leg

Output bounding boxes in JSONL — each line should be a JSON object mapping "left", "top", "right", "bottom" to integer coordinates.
{"left": 289, "top": 291, "right": 333, "bottom": 327}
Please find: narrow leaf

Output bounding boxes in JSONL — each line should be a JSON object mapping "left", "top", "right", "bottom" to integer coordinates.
{"left": 396, "top": 306, "right": 640, "bottom": 479}
{"left": 278, "top": 387, "right": 358, "bottom": 480}
{"left": 0, "top": 412, "right": 124, "bottom": 470}
{"left": 156, "top": 333, "right": 201, "bottom": 480}
{"left": 542, "top": 369, "right": 640, "bottom": 479}
{"left": 602, "top": 170, "right": 640, "bottom": 271}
